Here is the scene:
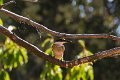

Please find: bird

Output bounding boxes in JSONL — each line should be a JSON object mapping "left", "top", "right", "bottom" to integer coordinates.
{"left": 52, "top": 39, "right": 71, "bottom": 60}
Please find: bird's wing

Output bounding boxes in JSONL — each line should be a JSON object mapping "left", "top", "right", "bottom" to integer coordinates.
{"left": 60, "top": 45, "right": 65, "bottom": 52}
{"left": 52, "top": 44, "right": 65, "bottom": 52}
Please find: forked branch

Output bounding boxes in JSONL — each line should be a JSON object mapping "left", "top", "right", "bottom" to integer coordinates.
{"left": 0, "top": 25, "right": 120, "bottom": 68}
{"left": 0, "top": 1, "right": 120, "bottom": 68}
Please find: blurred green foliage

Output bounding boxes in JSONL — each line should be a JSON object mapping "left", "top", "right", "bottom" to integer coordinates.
{"left": 0, "top": 12, "right": 28, "bottom": 80}
{"left": 39, "top": 38, "right": 94, "bottom": 80}
{"left": 40, "top": 63, "right": 63, "bottom": 80}
{"left": 65, "top": 40, "right": 94, "bottom": 80}
{"left": 0, "top": 69, "right": 10, "bottom": 80}
{"left": 0, "top": 0, "right": 3, "bottom": 5}
{"left": 3, "top": 37, "right": 28, "bottom": 70}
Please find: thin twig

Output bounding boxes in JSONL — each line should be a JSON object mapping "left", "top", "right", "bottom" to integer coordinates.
{"left": 0, "top": 25, "right": 120, "bottom": 68}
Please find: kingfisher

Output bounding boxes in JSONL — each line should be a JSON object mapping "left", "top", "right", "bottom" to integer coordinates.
{"left": 52, "top": 39, "right": 71, "bottom": 60}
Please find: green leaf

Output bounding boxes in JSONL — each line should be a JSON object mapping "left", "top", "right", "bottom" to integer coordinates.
{"left": 20, "top": 48, "right": 28, "bottom": 63}
{"left": 41, "top": 38, "right": 51, "bottom": 47}
{"left": 45, "top": 48, "right": 52, "bottom": 55}
{"left": 40, "top": 62, "right": 62, "bottom": 80}
{"left": 0, "top": 18, "right": 3, "bottom": 26}
{"left": 0, "top": 69, "right": 10, "bottom": 80}
{"left": 78, "top": 40, "right": 85, "bottom": 48}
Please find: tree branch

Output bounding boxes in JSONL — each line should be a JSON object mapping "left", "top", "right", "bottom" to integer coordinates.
{"left": 1, "top": 1, "right": 120, "bottom": 68}
{"left": 0, "top": 8, "right": 120, "bottom": 40}
{"left": 0, "top": 25, "right": 120, "bottom": 68}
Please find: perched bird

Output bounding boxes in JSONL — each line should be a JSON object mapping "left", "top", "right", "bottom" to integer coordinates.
{"left": 52, "top": 39, "right": 71, "bottom": 60}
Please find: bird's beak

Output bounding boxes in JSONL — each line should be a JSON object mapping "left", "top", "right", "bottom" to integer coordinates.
{"left": 62, "top": 40, "right": 72, "bottom": 44}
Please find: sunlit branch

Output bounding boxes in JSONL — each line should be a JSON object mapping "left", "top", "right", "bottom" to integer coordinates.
{"left": 1, "top": 1, "right": 120, "bottom": 68}
{"left": 0, "top": 25, "right": 120, "bottom": 68}
{"left": 0, "top": 7, "right": 120, "bottom": 40}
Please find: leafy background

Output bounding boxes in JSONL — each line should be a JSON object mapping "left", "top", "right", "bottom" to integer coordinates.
{"left": 0, "top": 0, "right": 120, "bottom": 80}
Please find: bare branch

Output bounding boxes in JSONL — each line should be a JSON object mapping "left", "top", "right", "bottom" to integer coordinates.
{"left": 0, "top": 1, "right": 120, "bottom": 68}
{"left": 0, "top": 8, "right": 120, "bottom": 40}
{"left": 0, "top": 25, "right": 120, "bottom": 68}
{"left": 0, "top": 0, "right": 15, "bottom": 9}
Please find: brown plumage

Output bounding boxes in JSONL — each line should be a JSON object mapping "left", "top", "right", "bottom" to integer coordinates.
{"left": 52, "top": 42, "right": 65, "bottom": 60}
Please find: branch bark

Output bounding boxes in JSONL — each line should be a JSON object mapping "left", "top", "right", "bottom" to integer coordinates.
{"left": 0, "top": 8, "right": 120, "bottom": 40}
{"left": 0, "top": 25, "right": 120, "bottom": 68}
{"left": 0, "top": 2, "right": 120, "bottom": 68}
